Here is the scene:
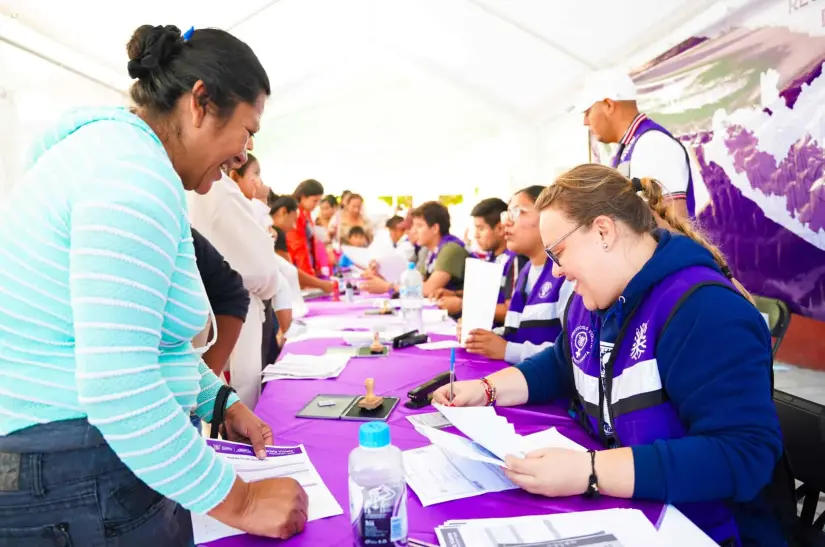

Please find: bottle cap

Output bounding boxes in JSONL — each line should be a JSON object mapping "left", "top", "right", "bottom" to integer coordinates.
{"left": 359, "top": 422, "right": 390, "bottom": 448}
{"left": 407, "top": 262, "right": 415, "bottom": 270}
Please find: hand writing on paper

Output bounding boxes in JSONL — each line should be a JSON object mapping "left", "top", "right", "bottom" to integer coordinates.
{"left": 503, "top": 448, "right": 590, "bottom": 497}
{"left": 432, "top": 380, "right": 487, "bottom": 407}
{"left": 436, "top": 295, "right": 462, "bottom": 316}
{"left": 222, "top": 402, "right": 274, "bottom": 459}
{"left": 465, "top": 329, "right": 507, "bottom": 360}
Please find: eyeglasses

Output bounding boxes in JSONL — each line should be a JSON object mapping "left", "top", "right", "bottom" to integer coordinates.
{"left": 544, "top": 224, "right": 580, "bottom": 267}
{"left": 501, "top": 206, "right": 527, "bottom": 224}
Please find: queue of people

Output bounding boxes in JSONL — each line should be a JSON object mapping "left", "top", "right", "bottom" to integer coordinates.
{"left": 0, "top": 22, "right": 803, "bottom": 547}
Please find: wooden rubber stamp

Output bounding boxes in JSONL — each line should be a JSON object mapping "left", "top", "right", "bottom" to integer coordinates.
{"left": 369, "top": 332, "right": 384, "bottom": 354}
{"left": 357, "top": 378, "right": 384, "bottom": 410}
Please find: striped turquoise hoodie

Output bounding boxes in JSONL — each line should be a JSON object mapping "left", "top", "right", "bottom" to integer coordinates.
{"left": 0, "top": 107, "right": 238, "bottom": 514}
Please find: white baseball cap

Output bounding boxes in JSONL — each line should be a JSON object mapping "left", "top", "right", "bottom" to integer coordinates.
{"left": 573, "top": 69, "right": 638, "bottom": 112}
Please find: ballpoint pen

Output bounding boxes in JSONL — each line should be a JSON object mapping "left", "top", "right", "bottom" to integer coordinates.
{"left": 449, "top": 348, "right": 455, "bottom": 404}
{"left": 408, "top": 539, "right": 439, "bottom": 547}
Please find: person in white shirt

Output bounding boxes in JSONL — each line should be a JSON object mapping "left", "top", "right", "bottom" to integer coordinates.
{"left": 229, "top": 152, "right": 271, "bottom": 230}
{"left": 575, "top": 68, "right": 695, "bottom": 219}
{"left": 188, "top": 167, "right": 292, "bottom": 409}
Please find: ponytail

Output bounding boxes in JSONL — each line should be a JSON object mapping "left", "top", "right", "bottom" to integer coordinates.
{"left": 635, "top": 177, "right": 754, "bottom": 304}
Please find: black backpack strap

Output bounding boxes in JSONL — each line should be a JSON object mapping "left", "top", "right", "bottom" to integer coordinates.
{"left": 659, "top": 281, "right": 809, "bottom": 546}
{"left": 210, "top": 385, "right": 236, "bottom": 440}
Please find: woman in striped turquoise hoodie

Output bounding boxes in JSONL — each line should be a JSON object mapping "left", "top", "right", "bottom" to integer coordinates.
{"left": 0, "top": 25, "right": 307, "bottom": 545}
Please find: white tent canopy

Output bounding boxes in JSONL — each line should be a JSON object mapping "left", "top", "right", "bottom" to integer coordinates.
{"left": 0, "top": 0, "right": 754, "bottom": 198}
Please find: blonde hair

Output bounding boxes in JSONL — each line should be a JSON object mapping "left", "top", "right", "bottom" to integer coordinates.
{"left": 535, "top": 164, "right": 753, "bottom": 303}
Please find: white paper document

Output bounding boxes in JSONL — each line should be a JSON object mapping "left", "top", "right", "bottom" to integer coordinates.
{"left": 192, "top": 441, "right": 342, "bottom": 544}
{"left": 301, "top": 314, "right": 405, "bottom": 331}
{"left": 261, "top": 353, "right": 351, "bottom": 382}
{"left": 417, "top": 340, "right": 462, "bottom": 351}
{"left": 433, "top": 404, "right": 522, "bottom": 462}
{"left": 520, "top": 427, "right": 587, "bottom": 454}
{"left": 406, "top": 411, "right": 452, "bottom": 429}
{"left": 434, "top": 509, "right": 662, "bottom": 547}
{"left": 402, "top": 444, "right": 517, "bottom": 506}
{"left": 459, "top": 258, "right": 505, "bottom": 345}
{"left": 415, "top": 425, "right": 506, "bottom": 467}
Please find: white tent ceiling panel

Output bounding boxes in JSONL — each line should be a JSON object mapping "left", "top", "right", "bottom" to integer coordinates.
{"left": 0, "top": 0, "right": 277, "bottom": 73}
{"left": 368, "top": 0, "right": 586, "bottom": 113}
{"left": 0, "top": 0, "right": 752, "bottom": 199}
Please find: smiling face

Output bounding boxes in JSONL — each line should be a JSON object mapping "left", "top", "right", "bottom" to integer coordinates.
{"left": 539, "top": 207, "right": 624, "bottom": 311}
{"left": 176, "top": 82, "right": 265, "bottom": 195}
{"left": 503, "top": 192, "right": 542, "bottom": 256}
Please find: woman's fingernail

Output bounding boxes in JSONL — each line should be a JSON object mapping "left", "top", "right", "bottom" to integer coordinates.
{"left": 256, "top": 449, "right": 267, "bottom": 459}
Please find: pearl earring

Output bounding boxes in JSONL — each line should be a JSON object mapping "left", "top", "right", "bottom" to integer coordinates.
{"left": 602, "top": 242, "right": 608, "bottom": 250}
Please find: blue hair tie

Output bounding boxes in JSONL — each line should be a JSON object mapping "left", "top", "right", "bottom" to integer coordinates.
{"left": 182, "top": 26, "right": 195, "bottom": 42}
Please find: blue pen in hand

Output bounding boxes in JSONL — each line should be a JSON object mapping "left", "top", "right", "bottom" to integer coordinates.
{"left": 449, "top": 348, "right": 456, "bottom": 404}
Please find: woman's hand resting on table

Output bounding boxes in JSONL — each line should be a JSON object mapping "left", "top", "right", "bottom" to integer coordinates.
{"left": 432, "top": 380, "right": 488, "bottom": 407}
{"left": 465, "top": 329, "right": 507, "bottom": 360}
{"left": 503, "top": 448, "right": 591, "bottom": 498}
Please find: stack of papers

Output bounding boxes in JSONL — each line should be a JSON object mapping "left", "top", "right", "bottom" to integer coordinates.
{"left": 262, "top": 353, "right": 351, "bottom": 382}
{"left": 434, "top": 509, "right": 662, "bottom": 546}
{"left": 403, "top": 405, "right": 586, "bottom": 506}
{"left": 191, "top": 440, "right": 343, "bottom": 544}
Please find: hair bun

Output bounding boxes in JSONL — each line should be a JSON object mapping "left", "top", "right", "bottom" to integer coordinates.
{"left": 127, "top": 25, "right": 184, "bottom": 80}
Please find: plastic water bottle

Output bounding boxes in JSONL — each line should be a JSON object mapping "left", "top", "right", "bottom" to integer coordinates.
{"left": 399, "top": 262, "right": 424, "bottom": 332}
{"left": 349, "top": 422, "right": 408, "bottom": 546}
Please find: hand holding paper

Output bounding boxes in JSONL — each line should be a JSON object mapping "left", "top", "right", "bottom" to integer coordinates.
{"left": 503, "top": 447, "right": 592, "bottom": 497}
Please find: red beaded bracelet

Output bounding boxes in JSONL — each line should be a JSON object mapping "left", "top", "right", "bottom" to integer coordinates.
{"left": 480, "top": 377, "right": 496, "bottom": 406}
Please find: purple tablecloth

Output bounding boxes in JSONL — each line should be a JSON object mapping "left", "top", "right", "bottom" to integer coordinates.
{"left": 206, "top": 300, "right": 665, "bottom": 546}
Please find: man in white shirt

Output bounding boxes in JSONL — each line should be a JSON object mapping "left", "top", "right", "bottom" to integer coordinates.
{"left": 576, "top": 69, "right": 695, "bottom": 219}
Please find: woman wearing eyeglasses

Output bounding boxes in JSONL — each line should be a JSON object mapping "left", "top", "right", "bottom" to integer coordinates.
{"left": 434, "top": 165, "right": 787, "bottom": 546}
{"left": 462, "top": 186, "right": 573, "bottom": 364}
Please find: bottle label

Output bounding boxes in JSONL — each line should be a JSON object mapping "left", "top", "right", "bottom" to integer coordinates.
{"left": 349, "top": 478, "right": 407, "bottom": 546}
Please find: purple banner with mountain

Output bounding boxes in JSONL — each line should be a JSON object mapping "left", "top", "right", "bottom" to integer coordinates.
{"left": 629, "top": 16, "right": 825, "bottom": 321}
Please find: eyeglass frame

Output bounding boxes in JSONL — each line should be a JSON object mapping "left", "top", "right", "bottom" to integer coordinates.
{"left": 543, "top": 224, "right": 581, "bottom": 267}
{"left": 501, "top": 205, "right": 529, "bottom": 224}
